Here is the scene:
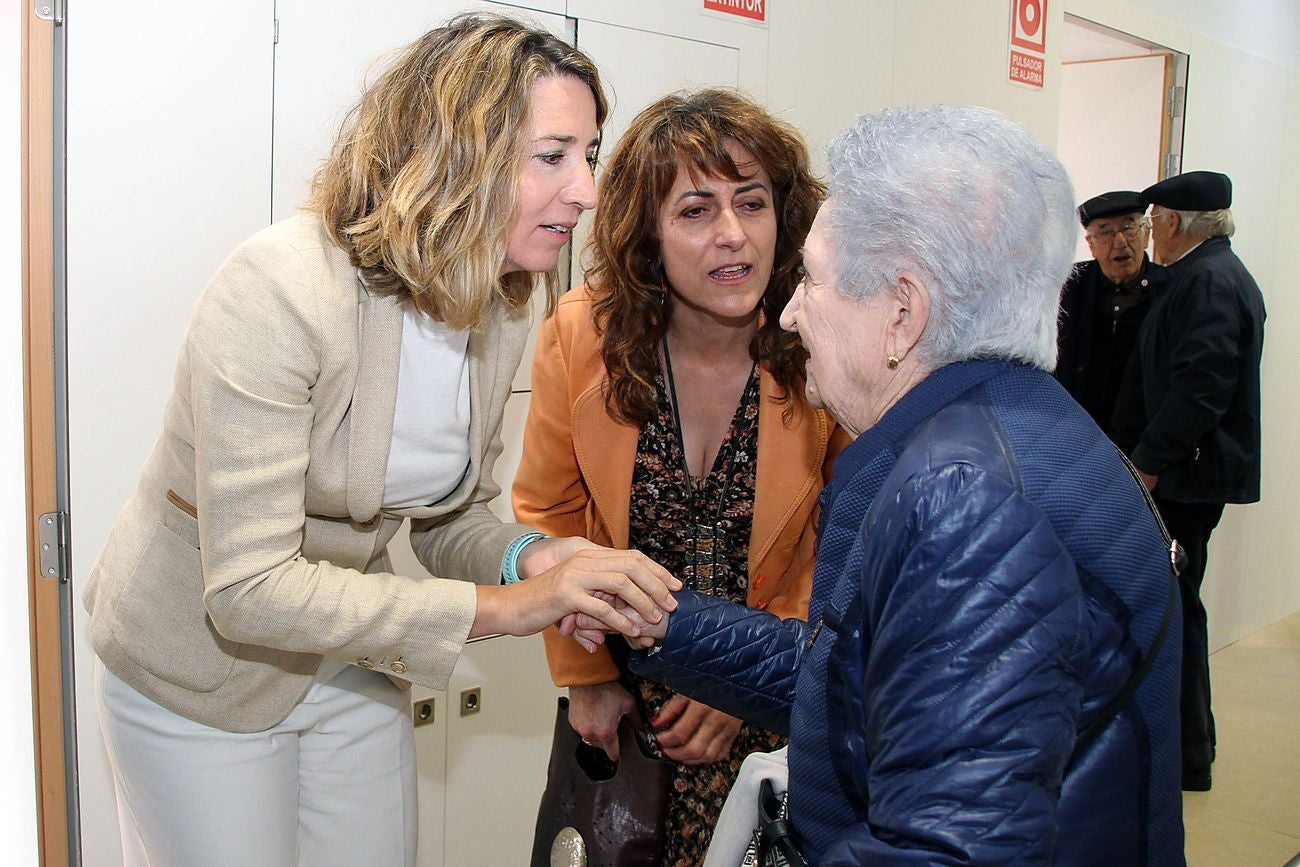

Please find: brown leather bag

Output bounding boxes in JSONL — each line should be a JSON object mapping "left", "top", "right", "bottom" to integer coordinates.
{"left": 531, "top": 697, "right": 672, "bottom": 867}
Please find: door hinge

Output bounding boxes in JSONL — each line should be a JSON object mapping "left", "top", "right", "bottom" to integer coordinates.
{"left": 1167, "top": 84, "right": 1185, "bottom": 119}
{"left": 274, "top": 18, "right": 280, "bottom": 45}
{"left": 1164, "top": 153, "right": 1181, "bottom": 178}
{"left": 38, "top": 511, "right": 70, "bottom": 583}
{"left": 33, "top": 0, "right": 63, "bottom": 24}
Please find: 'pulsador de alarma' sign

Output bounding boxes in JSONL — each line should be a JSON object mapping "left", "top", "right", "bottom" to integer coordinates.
{"left": 1008, "top": 0, "right": 1047, "bottom": 88}
{"left": 704, "top": 0, "right": 765, "bottom": 23}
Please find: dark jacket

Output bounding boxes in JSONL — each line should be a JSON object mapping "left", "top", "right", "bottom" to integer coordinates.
{"left": 1055, "top": 256, "right": 1167, "bottom": 451}
{"left": 634, "top": 361, "right": 1184, "bottom": 865}
{"left": 1130, "top": 237, "right": 1265, "bottom": 503}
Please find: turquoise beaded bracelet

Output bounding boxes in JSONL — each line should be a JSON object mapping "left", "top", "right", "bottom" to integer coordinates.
{"left": 501, "top": 532, "right": 547, "bottom": 584}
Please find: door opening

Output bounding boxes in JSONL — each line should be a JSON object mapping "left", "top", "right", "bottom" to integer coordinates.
{"left": 1058, "top": 15, "right": 1188, "bottom": 260}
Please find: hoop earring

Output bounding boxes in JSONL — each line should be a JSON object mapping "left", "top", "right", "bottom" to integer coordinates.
{"left": 887, "top": 354, "right": 900, "bottom": 370}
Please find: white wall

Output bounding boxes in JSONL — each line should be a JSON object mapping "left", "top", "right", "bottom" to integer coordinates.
{"left": 1099, "top": 0, "right": 1300, "bottom": 70}
{"left": 766, "top": 0, "right": 894, "bottom": 175}
{"left": 2, "top": 3, "right": 41, "bottom": 864}
{"left": 769, "top": 0, "right": 1064, "bottom": 160}
{"left": 891, "top": 0, "right": 1065, "bottom": 147}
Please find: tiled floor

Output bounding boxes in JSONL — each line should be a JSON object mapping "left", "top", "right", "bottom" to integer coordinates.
{"left": 1185, "top": 612, "right": 1300, "bottom": 865}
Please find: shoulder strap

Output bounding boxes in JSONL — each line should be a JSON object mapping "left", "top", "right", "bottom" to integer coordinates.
{"left": 1113, "top": 446, "right": 1187, "bottom": 578}
{"left": 1070, "top": 447, "right": 1182, "bottom": 765}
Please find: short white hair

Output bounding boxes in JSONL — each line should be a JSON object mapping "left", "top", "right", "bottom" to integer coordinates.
{"left": 823, "top": 106, "right": 1077, "bottom": 371}
{"left": 1171, "top": 208, "right": 1234, "bottom": 239}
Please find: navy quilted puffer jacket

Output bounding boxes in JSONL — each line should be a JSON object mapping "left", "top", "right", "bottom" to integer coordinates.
{"left": 633, "top": 360, "right": 1184, "bottom": 865}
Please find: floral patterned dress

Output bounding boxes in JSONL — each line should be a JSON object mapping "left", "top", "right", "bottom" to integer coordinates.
{"left": 621, "top": 364, "right": 787, "bottom": 867}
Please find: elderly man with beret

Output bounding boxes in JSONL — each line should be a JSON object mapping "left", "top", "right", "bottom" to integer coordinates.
{"left": 1055, "top": 190, "right": 1167, "bottom": 450}
{"left": 1133, "top": 170, "right": 1266, "bottom": 792}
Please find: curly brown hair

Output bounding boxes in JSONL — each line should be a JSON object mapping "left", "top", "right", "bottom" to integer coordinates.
{"left": 309, "top": 13, "right": 607, "bottom": 330}
{"left": 585, "top": 88, "right": 824, "bottom": 424}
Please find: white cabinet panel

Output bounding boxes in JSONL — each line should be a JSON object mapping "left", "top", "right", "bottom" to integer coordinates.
{"left": 412, "top": 688, "right": 450, "bottom": 867}
{"left": 571, "top": 20, "right": 739, "bottom": 279}
{"left": 407, "top": 635, "right": 561, "bottom": 867}
{"left": 444, "top": 634, "right": 565, "bottom": 866}
{"left": 67, "top": 1, "right": 275, "bottom": 563}
{"left": 570, "top": 0, "right": 768, "bottom": 97}
{"left": 498, "top": 0, "right": 569, "bottom": 14}
{"left": 65, "top": 4, "right": 275, "bottom": 864}
{"left": 581, "top": 21, "right": 740, "bottom": 158}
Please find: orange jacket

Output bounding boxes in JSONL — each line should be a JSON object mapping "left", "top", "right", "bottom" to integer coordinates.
{"left": 513, "top": 286, "right": 847, "bottom": 686}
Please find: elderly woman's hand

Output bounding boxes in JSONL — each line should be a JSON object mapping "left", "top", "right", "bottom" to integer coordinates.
{"left": 472, "top": 548, "right": 680, "bottom": 640}
{"left": 560, "top": 592, "right": 669, "bottom": 652}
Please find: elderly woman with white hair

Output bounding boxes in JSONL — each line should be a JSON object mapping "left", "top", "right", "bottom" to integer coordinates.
{"left": 575, "top": 105, "right": 1184, "bottom": 865}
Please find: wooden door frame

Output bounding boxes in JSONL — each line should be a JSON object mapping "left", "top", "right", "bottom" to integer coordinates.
{"left": 1158, "top": 50, "right": 1189, "bottom": 180}
{"left": 23, "top": 4, "right": 75, "bottom": 865}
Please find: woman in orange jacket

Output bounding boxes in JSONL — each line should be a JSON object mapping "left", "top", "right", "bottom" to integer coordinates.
{"left": 513, "top": 88, "right": 846, "bottom": 865}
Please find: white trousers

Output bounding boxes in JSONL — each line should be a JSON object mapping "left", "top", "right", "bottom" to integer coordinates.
{"left": 95, "top": 661, "right": 418, "bottom": 867}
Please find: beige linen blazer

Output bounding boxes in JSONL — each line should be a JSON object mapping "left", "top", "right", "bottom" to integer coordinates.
{"left": 84, "top": 214, "right": 533, "bottom": 732}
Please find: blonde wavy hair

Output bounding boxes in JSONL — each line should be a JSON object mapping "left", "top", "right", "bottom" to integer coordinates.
{"left": 309, "top": 13, "right": 607, "bottom": 330}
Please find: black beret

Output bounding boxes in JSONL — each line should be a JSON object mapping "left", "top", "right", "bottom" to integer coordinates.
{"left": 1139, "top": 171, "right": 1232, "bottom": 211}
{"left": 1077, "top": 190, "right": 1143, "bottom": 226}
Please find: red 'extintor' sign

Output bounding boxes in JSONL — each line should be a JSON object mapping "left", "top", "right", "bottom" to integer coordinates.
{"left": 1008, "top": 0, "right": 1047, "bottom": 88}
{"left": 704, "top": 0, "right": 765, "bottom": 23}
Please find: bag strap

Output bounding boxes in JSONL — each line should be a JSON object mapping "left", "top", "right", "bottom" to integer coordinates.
{"left": 1070, "top": 575, "right": 1175, "bottom": 764}
{"left": 1113, "top": 446, "right": 1186, "bottom": 578}
{"left": 756, "top": 778, "right": 809, "bottom": 867}
{"left": 1069, "top": 447, "right": 1181, "bottom": 765}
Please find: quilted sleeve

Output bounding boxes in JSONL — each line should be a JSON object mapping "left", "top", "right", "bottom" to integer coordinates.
{"left": 629, "top": 591, "right": 809, "bottom": 734}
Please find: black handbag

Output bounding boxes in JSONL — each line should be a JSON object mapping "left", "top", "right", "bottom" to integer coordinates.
{"left": 738, "top": 777, "right": 808, "bottom": 867}
{"left": 531, "top": 697, "right": 672, "bottom": 867}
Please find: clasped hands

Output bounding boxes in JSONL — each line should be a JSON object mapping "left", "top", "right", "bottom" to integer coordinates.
{"left": 493, "top": 536, "right": 677, "bottom": 647}
{"left": 558, "top": 589, "right": 669, "bottom": 653}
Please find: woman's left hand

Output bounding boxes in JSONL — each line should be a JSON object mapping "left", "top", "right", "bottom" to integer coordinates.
{"left": 473, "top": 547, "right": 680, "bottom": 640}
{"left": 650, "top": 695, "right": 742, "bottom": 765}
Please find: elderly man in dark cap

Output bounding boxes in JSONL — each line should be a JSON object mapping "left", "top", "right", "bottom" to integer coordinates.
{"left": 1133, "top": 170, "right": 1266, "bottom": 792}
{"left": 1055, "top": 190, "right": 1167, "bottom": 450}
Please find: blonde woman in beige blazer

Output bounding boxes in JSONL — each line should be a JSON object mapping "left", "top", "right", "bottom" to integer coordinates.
{"left": 83, "top": 16, "right": 677, "bottom": 867}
